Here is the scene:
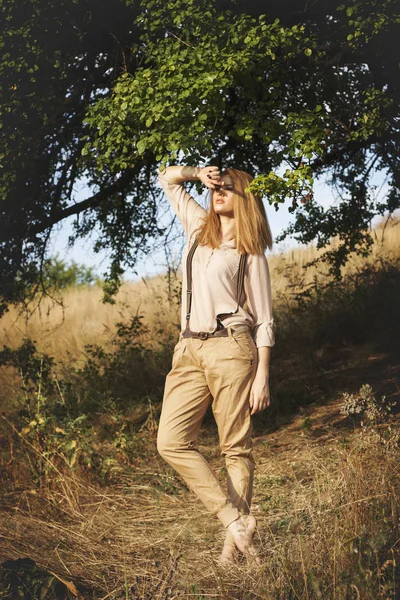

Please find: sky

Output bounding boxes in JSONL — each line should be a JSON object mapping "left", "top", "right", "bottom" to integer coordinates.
{"left": 49, "top": 168, "right": 390, "bottom": 282}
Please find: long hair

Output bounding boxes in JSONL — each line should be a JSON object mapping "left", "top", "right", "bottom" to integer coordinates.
{"left": 196, "top": 168, "right": 273, "bottom": 254}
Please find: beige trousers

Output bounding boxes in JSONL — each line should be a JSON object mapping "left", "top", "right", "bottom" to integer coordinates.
{"left": 157, "top": 326, "right": 258, "bottom": 530}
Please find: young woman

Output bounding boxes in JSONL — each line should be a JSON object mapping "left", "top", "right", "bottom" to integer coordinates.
{"left": 157, "top": 164, "right": 275, "bottom": 565}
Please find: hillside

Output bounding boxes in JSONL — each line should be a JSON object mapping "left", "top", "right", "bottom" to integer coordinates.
{"left": 0, "top": 218, "right": 399, "bottom": 599}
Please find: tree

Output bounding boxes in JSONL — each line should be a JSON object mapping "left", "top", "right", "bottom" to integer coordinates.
{"left": 1, "top": 0, "right": 399, "bottom": 315}
{"left": 41, "top": 255, "right": 99, "bottom": 290}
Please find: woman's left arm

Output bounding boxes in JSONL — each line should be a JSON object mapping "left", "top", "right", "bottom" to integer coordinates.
{"left": 244, "top": 253, "right": 275, "bottom": 415}
{"left": 249, "top": 346, "right": 271, "bottom": 415}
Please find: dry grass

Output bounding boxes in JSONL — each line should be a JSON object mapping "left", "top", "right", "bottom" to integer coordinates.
{"left": 0, "top": 276, "right": 181, "bottom": 367}
{"left": 268, "top": 215, "right": 400, "bottom": 297}
{"left": 0, "top": 216, "right": 399, "bottom": 366}
{"left": 1, "top": 398, "right": 398, "bottom": 599}
{"left": 0, "top": 217, "right": 399, "bottom": 598}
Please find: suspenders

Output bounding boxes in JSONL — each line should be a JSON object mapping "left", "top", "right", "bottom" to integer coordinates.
{"left": 182, "top": 236, "right": 248, "bottom": 339}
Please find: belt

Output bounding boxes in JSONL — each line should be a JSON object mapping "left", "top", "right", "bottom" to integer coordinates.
{"left": 181, "top": 325, "right": 249, "bottom": 340}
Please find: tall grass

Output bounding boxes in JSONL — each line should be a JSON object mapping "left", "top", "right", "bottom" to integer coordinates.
{"left": 0, "top": 278, "right": 180, "bottom": 366}
{"left": 0, "top": 216, "right": 398, "bottom": 365}
{"left": 0, "top": 389, "right": 398, "bottom": 599}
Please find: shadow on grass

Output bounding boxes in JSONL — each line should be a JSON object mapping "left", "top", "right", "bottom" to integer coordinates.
{"left": 252, "top": 259, "right": 400, "bottom": 432}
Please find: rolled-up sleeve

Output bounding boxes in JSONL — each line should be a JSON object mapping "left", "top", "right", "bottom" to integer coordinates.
{"left": 244, "top": 253, "right": 276, "bottom": 348}
{"left": 158, "top": 169, "right": 207, "bottom": 238}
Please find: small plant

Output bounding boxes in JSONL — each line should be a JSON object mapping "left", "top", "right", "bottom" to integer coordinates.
{"left": 340, "top": 383, "right": 398, "bottom": 445}
{"left": 0, "top": 558, "right": 80, "bottom": 599}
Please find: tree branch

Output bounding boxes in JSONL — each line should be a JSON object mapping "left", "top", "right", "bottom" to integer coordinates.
{"left": 310, "top": 135, "right": 379, "bottom": 173}
{"left": 23, "top": 165, "right": 144, "bottom": 240}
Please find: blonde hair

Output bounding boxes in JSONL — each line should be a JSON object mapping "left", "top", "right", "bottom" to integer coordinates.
{"left": 196, "top": 168, "right": 273, "bottom": 254}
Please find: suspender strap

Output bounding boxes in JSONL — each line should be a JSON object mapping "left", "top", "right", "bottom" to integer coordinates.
{"left": 184, "top": 236, "right": 200, "bottom": 332}
{"left": 215, "top": 252, "right": 247, "bottom": 328}
{"left": 184, "top": 236, "right": 247, "bottom": 333}
{"left": 236, "top": 252, "right": 248, "bottom": 306}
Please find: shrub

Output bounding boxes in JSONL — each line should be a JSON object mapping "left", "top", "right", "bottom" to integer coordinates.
{"left": 0, "top": 314, "right": 173, "bottom": 485}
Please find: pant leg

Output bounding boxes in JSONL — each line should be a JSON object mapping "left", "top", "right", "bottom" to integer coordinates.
{"left": 157, "top": 336, "right": 240, "bottom": 528}
{"left": 202, "top": 330, "right": 258, "bottom": 545}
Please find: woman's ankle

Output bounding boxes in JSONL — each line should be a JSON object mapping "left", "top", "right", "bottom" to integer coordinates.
{"left": 227, "top": 515, "right": 256, "bottom": 551}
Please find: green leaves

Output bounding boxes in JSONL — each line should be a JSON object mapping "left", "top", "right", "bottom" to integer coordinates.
{"left": 248, "top": 164, "right": 314, "bottom": 211}
{"left": 1, "top": 0, "right": 399, "bottom": 311}
{"left": 136, "top": 140, "right": 146, "bottom": 154}
{"left": 81, "top": 1, "right": 316, "bottom": 174}
{"left": 340, "top": 0, "right": 397, "bottom": 48}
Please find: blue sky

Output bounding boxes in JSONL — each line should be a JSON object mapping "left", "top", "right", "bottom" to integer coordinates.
{"left": 49, "top": 169, "right": 390, "bottom": 282}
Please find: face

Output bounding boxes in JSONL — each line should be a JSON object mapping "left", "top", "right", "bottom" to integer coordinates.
{"left": 212, "top": 175, "right": 235, "bottom": 217}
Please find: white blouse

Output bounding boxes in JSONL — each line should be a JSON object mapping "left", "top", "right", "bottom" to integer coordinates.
{"left": 158, "top": 170, "right": 275, "bottom": 347}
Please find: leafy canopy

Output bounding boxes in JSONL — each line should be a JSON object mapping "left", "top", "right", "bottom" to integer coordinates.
{"left": 1, "top": 0, "right": 399, "bottom": 314}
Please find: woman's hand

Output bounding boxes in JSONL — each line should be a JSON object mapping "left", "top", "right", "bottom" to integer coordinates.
{"left": 160, "top": 165, "right": 224, "bottom": 188}
{"left": 249, "top": 374, "right": 270, "bottom": 415}
{"left": 249, "top": 347, "right": 271, "bottom": 415}
{"left": 198, "top": 165, "right": 223, "bottom": 189}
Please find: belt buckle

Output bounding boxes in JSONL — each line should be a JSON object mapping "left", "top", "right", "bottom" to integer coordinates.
{"left": 198, "top": 331, "right": 209, "bottom": 340}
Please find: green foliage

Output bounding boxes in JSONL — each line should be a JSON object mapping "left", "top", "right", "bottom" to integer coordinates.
{"left": 273, "top": 256, "right": 400, "bottom": 351}
{"left": 72, "top": 315, "right": 170, "bottom": 411}
{"left": 247, "top": 162, "right": 314, "bottom": 212}
{"left": 82, "top": 7, "right": 311, "bottom": 172}
{"left": 339, "top": 0, "right": 398, "bottom": 46}
{"left": 0, "top": 0, "right": 399, "bottom": 313}
{"left": 0, "top": 313, "right": 174, "bottom": 483}
{"left": 42, "top": 254, "right": 99, "bottom": 290}
{"left": 0, "top": 558, "right": 79, "bottom": 600}
{"left": 0, "top": 338, "right": 55, "bottom": 398}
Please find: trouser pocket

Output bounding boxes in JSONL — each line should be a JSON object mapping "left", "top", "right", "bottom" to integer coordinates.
{"left": 230, "top": 333, "right": 255, "bottom": 361}
{"left": 171, "top": 339, "right": 186, "bottom": 368}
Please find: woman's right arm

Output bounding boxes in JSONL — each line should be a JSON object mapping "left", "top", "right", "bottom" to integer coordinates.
{"left": 159, "top": 165, "right": 201, "bottom": 184}
{"left": 158, "top": 165, "right": 221, "bottom": 237}
{"left": 159, "top": 165, "right": 222, "bottom": 186}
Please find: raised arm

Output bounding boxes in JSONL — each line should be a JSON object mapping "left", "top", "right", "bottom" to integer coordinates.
{"left": 160, "top": 165, "right": 222, "bottom": 186}
{"left": 158, "top": 165, "right": 222, "bottom": 238}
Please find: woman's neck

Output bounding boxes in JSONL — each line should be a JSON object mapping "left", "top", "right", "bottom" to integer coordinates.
{"left": 219, "top": 216, "right": 236, "bottom": 241}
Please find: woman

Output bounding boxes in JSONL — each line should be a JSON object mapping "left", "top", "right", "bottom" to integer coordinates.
{"left": 157, "top": 164, "right": 275, "bottom": 565}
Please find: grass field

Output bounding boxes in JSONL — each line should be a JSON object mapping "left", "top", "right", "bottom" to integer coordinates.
{"left": 0, "top": 217, "right": 399, "bottom": 599}
{"left": 0, "top": 216, "right": 398, "bottom": 364}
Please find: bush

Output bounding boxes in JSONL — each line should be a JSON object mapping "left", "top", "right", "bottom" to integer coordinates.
{"left": 44, "top": 254, "right": 101, "bottom": 290}
{"left": 0, "top": 314, "right": 174, "bottom": 485}
{"left": 274, "top": 256, "right": 400, "bottom": 353}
